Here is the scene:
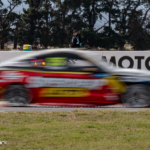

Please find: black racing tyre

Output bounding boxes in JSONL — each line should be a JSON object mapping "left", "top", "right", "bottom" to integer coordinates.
{"left": 122, "top": 84, "right": 150, "bottom": 107}
{"left": 3, "top": 85, "right": 30, "bottom": 106}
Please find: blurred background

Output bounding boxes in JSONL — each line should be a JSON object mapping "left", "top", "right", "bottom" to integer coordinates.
{"left": 1, "top": 0, "right": 150, "bottom": 51}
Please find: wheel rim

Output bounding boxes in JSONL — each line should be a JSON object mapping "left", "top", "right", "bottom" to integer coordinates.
{"left": 123, "top": 86, "right": 150, "bottom": 107}
{"left": 4, "top": 85, "right": 29, "bottom": 105}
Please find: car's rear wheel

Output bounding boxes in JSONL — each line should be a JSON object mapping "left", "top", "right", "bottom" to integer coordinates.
{"left": 3, "top": 85, "right": 30, "bottom": 106}
{"left": 122, "top": 84, "right": 150, "bottom": 107}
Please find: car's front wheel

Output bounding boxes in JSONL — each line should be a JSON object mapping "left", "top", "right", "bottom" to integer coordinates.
{"left": 122, "top": 84, "right": 150, "bottom": 107}
{"left": 3, "top": 85, "right": 30, "bottom": 106}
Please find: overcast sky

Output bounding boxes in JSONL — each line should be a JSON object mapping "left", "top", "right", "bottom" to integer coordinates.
{"left": 1, "top": 0, "right": 106, "bottom": 29}
{"left": 2, "top": 0, "right": 28, "bottom": 13}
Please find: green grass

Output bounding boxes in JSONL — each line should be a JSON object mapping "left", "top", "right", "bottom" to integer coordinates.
{"left": 1, "top": 110, "right": 150, "bottom": 150}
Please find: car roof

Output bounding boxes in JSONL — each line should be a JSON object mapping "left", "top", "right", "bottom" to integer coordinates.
{"left": 32, "top": 48, "right": 101, "bottom": 64}
{"left": 31, "top": 48, "right": 84, "bottom": 56}
{"left": 9, "top": 48, "right": 83, "bottom": 60}
{"left": 0, "top": 48, "right": 112, "bottom": 73}
{"left": 0, "top": 48, "right": 89, "bottom": 66}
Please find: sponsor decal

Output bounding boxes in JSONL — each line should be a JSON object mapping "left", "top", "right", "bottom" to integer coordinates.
{"left": 120, "top": 76, "right": 150, "bottom": 82}
{"left": 31, "top": 59, "right": 44, "bottom": 62}
{"left": 1, "top": 71, "right": 25, "bottom": 82}
{"left": 104, "top": 76, "right": 126, "bottom": 93}
{"left": 104, "top": 93, "right": 119, "bottom": 101}
{"left": 45, "top": 57, "right": 67, "bottom": 66}
{"left": 45, "top": 57, "right": 68, "bottom": 70}
{"left": 68, "top": 59, "right": 77, "bottom": 64}
{"left": 102, "top": 55, "right": 150, "bottom": 70}
{"left": 26, "top": 77, "right": 107, "bottom": 89}
{"left": 40, "top": 88, "right": 90, "bottom": 97}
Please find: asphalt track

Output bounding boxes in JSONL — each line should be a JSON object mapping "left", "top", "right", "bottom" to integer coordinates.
{"left": 0, "top": 107, "right": 150, "bottom": 112}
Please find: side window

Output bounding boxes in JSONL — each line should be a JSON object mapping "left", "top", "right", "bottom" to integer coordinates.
{"left": 29, "top": 52, "right": 71, "bottom": 71}
{"left": 28, "top": 52, "right": 105, "bottom": 73}
{"left": 68, "top": 58, "right": 104, "bottom": 73}
{"left": 68, "top": 58, "right": 94, "bottom": 67}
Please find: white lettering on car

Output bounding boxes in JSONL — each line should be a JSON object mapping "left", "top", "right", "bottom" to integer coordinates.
{"left": 1, "top": 71, "right": 25, "bottom": 82}
{"left": 120, "top": 76, "right": 149, "bottom": 82}
{"left": 26, "top": 77, "right": 107, "bottom": 89}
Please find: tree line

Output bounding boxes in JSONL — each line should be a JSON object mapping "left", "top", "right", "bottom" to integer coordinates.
{"left": 1, "top": 0, "right": 150, "bottom": 50}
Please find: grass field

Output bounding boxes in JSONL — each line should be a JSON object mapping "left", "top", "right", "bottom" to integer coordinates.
{"left": 0, "top": 110, "right": 150, "bottom": 150}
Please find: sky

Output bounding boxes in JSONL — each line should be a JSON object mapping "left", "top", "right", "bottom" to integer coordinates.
{"left": 2, "top": 0, "right": 28, "bottom": 13}
{"left": 1, "top": 0, "right": 105, "bottom": 29}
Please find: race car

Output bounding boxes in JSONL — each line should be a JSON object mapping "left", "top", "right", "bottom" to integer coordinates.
{"left": 0, "top": 49, "right": 149, "bottom": 107}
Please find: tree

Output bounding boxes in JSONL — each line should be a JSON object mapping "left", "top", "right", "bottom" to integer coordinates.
{"left": 100, "top": 0, "right": 120, "bottom": 49}
{"left": 0, "top": 0, "right": 21, "bottom": 49}
{"left": 22, "top": 0, "right": 44, "bottom": 45}
{"left": 51, "top": 0, "right": 82, "bottom": 47}
{"left": 128, "top": 2, "right": 150, "bottom": 50}
{"left": 1, "top": 0, "right": 150, "bottom": 50}
{"left": 35, "top": 0, "right": 54, "bottom": 48}
{"left": 11, "top": 13, "right": 24, "bottom": 49}
{"left": 79, "top": 0, "right": 104, "bottom": 47}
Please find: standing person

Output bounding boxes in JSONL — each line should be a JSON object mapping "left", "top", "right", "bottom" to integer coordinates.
{"left": 69, "top": 30, "right": 82, "bottom": 48}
